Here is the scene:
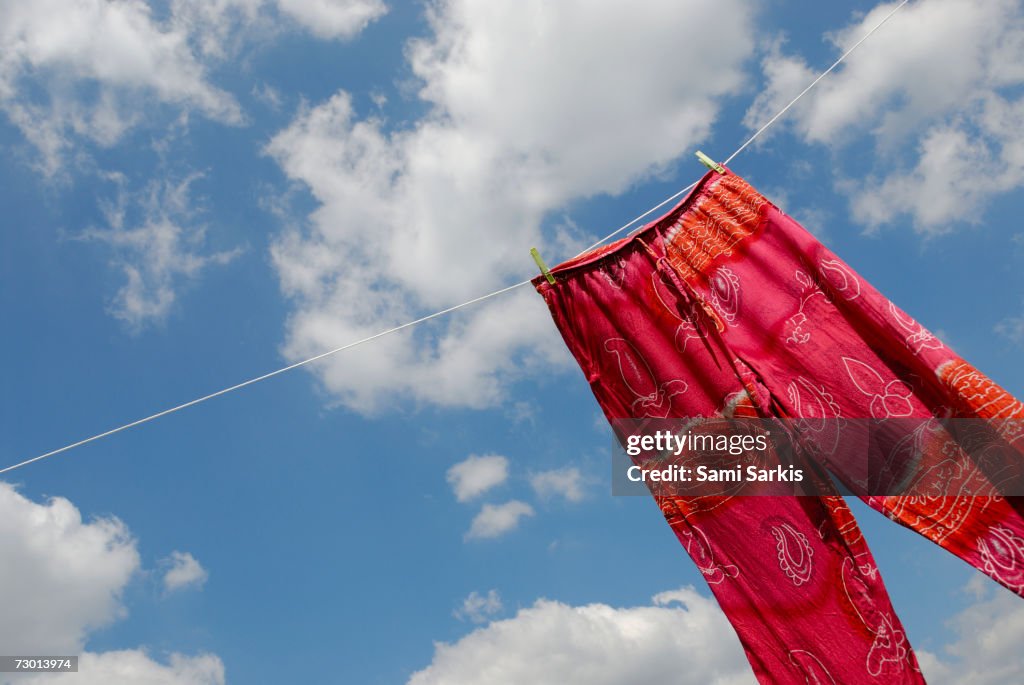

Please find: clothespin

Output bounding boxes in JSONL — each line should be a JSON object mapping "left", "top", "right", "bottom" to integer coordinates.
{"left": 696, "top": 151, "right": 725, "bottom": 174}
{"left": 530, "top": 247, "right": 556, "bottom": 285}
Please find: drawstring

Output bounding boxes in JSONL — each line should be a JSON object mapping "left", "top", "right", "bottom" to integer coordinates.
{"left": 639, "top": 235, "right": 723, "bottom": 330}
{"left": 639, "top": 234, "right": 778, "bottom": 416}
{"left": 643, "top": 231, "right": 841, "bottom": 500}
{"left": 638, "top": 235, "right": 728, "bottom": 370}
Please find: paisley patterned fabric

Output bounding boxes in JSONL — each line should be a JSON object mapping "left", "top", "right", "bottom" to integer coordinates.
{"left": 534, "top": 168, "right": 1024, "bottom": 683}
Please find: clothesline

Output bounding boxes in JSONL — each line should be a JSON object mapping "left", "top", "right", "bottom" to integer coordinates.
{"left": 0, "top": 0, "right": 911, "bottom": 476}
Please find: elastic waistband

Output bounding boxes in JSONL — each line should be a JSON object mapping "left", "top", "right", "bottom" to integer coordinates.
{"left": 532, "top": 167, "right": 771, "bottom": 288}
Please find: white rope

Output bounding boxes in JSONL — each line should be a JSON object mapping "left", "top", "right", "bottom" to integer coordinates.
{"left": 725, "top": 0, "right": 910, "bottom": 165}
{"left": 2, "top": 0, "right": 911, "bottom": 476}
{"left": 0, "top": 280, "right": 532, "bottom": 475}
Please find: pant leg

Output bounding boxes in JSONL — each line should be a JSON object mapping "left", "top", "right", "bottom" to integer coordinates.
{"left": 534, "top": 217, "right": 924, "bottom": 684}
{"left": 673, "top": 172, "right": 1024, "bottom": 596}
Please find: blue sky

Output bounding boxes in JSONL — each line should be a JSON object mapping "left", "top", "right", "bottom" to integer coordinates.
{"left": 2, "top": 0, "right": 1024, "bottom": 683}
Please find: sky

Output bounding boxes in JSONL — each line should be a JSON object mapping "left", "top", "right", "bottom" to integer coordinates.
{"left": 2, "top": 0, "right": 1024, "bottom": 683}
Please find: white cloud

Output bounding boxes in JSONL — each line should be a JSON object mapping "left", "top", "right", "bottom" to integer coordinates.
{"left": 162, "top": 551, "right": 208, "bottom": 593}
{"left": 422, "top": 578, "right": 1024, "bottom": 685}
{"left": 19, "top": 477, "right": 1024, "bottom": 685}
{"left": 274, "top": 0, "right": 386, "bottom": 39}
{"left": 252, "top": 81, "right": 284, "bottom": 110}
{"left": 529, "top": 467, "right": 586, "bottom": 503}
{"left": 447, "top": 454, "right": 509, "bottom": 502}
{"left": 0, "top": 0, "right": 243, "bottom": 174}
{"left": 996, "top": 316, "right": 1024, "bottom": 346}
{"left": 81, "top": 173, "right": 241, "bottom": 331}
{"left": 409, "top": 587, "right": 755, "bottom": 685}
{"left": 0, "top": 481, "right": 221, "bottom": 685}
{"left": 454, "top": 589, "right": 503, "bottom": 624}
{"left": 168, "top": 0, "right": 268, "bottom": 61}
{"left": 848, "top": 120, "right": 1024, "bottom": 234}
{"left": 917, "top": 574, "right": 1024, "bottom": 684}
{"left": 465, "top": 500, "right": 534, "bottom": 541}
{"left": 267, "top": 0, "right": 757, "bottom": 412}
{"left": 506, "top": 401, "right": 535, "bottom": 425}
{"left": 745, "top": 0, "right": 1024, "bottom": 233}
{"left": 170, "top": 0, "right": 386, "bottom": 58}
{"left": 0, "top": 482, "right": 138, "bottom": 654}
{"left": 22, "top": 651, "right": 224, "bottom": 685}
{"left": 0, "top": 0, "right": 386, "bottom": 173}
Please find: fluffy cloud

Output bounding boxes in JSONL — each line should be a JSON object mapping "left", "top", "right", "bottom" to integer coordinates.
{"left": 745, "top": 0, "right": 1024, "bottom": 233}
{"left": 996, "top": 315, "right": 1024, "bottom": 346}
{"left": 0, "top": 482, "right": 138, "bottom": 654}
{"left": 408, "top": 587, "right": 755, "bottom": 685}
{"left": 529, "top": 467, "right": 586, "bottom": 503}
{"left": 162, "top": 551, "right": 208, "bottom": 593}
{"left": 267, "top": 0, "right": 757, "bottom": 412}
{"left": 81, "top": 173, "right": 241, "bottom": 331}
{"left": 917, "top": 575, "right": 1024, "bottom": 684}
{"left": 447, "top": 454, "right": 509, "bottom": 502}
{"left": 0, "top": 0, "right": 386, "bottom": 174}
{"left": 465, "top": 500, "right": 534, "bottom": 541}
{"left": 273, "top": 0, "right": 386, "bottom": 39}
{"left": 454, "top": 589, "right": 503, "bottom": 624}
{"left": 416, "top": 579, "right": 1024, "bottom": 684}
{"left": 170, "top": 0, "right": 386, "bottom": 58}
{"left": 22, "top": 651, "right": 224, "bottom": 685}
{"left": 0, "top": 481, "right": 221, "bottom": 685}
{"left": 0, "top": 0, "right": 243, "bottom": 174}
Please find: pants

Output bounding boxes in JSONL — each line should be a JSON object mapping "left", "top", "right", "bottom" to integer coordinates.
{"left": 533, "top": 168, "right": 1024, "bottom": 683}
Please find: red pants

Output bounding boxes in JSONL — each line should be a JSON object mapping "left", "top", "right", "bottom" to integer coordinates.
{"left": 534, "top": 168, "right": 1024, "bottom": 683}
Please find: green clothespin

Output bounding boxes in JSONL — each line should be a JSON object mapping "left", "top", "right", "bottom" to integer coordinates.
{"left": 696, "top": 150, "right": 726, "bottom": 174}
{"left": 530, "top": 247, "right": 556, "bottom": 285}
